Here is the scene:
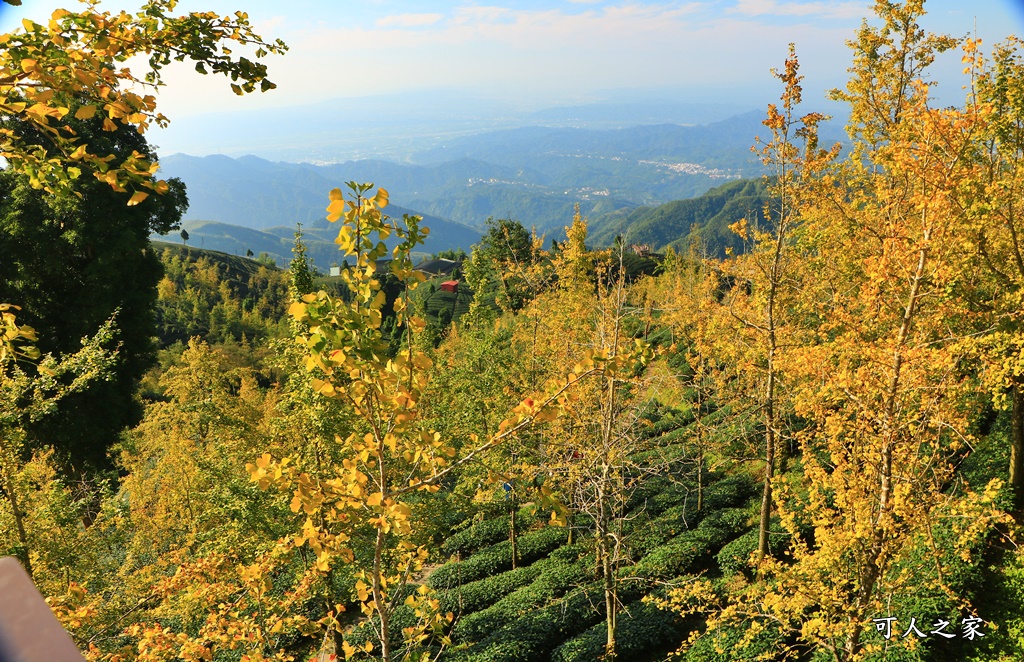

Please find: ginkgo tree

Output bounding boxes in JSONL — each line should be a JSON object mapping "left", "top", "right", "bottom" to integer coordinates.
{"left": 249, "top": 183, "right": 606, "bottom": 661}
{"left": 710, "top": 44, "right": 827, "bottom": 564}
{"left": 0, "top": 0, "right": 286, "bottom": 198}
{"left": 0, "top": 306, "right": 117, "bottom": 579}
{"left": 490, "top": 210, "right": 663, "bottom": 660}
{"left": 659, "top": 3, "right": 1012, "bottom": 660}
{"left": 966, "top": 34, "right": 1024, "bottom": 515}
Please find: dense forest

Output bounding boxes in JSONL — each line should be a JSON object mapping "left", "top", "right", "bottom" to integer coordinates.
{"left": 2, "top": 1, "right": 1024, "bottom": 662}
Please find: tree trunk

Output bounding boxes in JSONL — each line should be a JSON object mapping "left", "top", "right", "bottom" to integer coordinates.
{"left": 757, "top": 430, "right": 774, "bottom": 561}
{"left": 758, "top": 377, "right": 776, "bottom": 561}
{"left": 696, "top": 445, "right": 704, "bottom": 513}
{"left": 373, "top": 525, "right": 392, "bottom": 662}
{"left": 758, "top": 189, "right": 786, "bottom": 562}
{"left": 509, "top": 504, "right": 518, "bottom": 569}
{"left": 598, "top": 490, "right": 617, "bottom": 660}
{"left": 1011, "top": 379, "right": 1024, "bottom": 517}
{"left": 1, "top": 458, "right": 32, "bottom": 578}
{"left": 603, "top": 543, "right": 617, "bottom": 660}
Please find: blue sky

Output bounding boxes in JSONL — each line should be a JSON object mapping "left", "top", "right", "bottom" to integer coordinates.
{"left": 0, "top": 1, "right": 1021, "bottom": 122}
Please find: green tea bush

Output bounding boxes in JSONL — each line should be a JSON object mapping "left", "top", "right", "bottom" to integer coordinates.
{"left": 454, "top": 584, "right": 608, "bottom": 662}
{"left": 438, "top": 562, "right": 546, "bottom": 615}
{"left": 440, "top": 505, "right": 541, "bottom": 558}
{"left": 451, "top": 557, "right": 591, "bottom": 643}
{"left": 624, "top": 503, "right": 695, "bottom": 560}
{"left": 701, "top": 474, "right": 756, "bottom": 510}
{"left": 549, "top": 542, "right": 589, "bottom": 562}
{"left": 342, "top": 591, "right": 419, "bottom": 653}
{"left": 961, "top": 549, "right": 1024, "bottom": 662}
{"left": 626, "top": 508, "right": 748, "bottom": 582}
{"left": 428, "top": 526, "right": 570, "bottom": 590}
{"left": 456, "top": 509, "right": 748, "bottom": 660}
{"left": 646, "top": 410, "right": 696, "bottom": 437}
{"left": 624, "top": 474, "right": 691, "bottom": 515}
{"left": 628, "top": 439, "right": 691, "bottom": 466}
{"left": 625, "top": 475, "right": 754, "bottom": 563}
{"left": 716, "top": 520, "right": 787, "bottom": 577}
{"left": 683, "top": 618, "right": 785, "bottom": 662}
{"left": 550, "top": 597, "right": 686, "bottom": 662}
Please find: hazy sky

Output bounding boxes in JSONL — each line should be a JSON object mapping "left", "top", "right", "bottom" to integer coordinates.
{"left": 1, "top": 1, "right": 1021, "bottom": 121}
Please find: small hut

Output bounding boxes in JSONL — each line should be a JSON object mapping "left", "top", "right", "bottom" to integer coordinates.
{"left": 440, "top": 280, "right": 459, "bottom": 293}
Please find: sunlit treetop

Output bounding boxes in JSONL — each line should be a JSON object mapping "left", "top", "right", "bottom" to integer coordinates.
{"left": 0, "top": 0, "right": 286, "bottom": 202}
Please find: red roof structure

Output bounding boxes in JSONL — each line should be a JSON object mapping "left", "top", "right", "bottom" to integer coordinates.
{"left": 440, "top": 280, "right": 459, "bottom": 293}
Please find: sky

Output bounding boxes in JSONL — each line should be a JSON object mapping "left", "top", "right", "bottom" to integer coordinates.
{"left": 0, "top": 1, "right": 1021, "bottom": 146}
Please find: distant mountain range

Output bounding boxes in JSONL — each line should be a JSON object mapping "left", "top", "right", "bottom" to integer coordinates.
{"left": 413, "top": 111, "right": 770, "bottom": 171}
{"left": 155, "top": 154, "right": 482, "bottom": 261}
{"left": 157, "top": 109, "right": 813, "bottom": 236}
{"left": 155, "top": 110, "right": 839, "bottom": 261}
{"left": 160, "top": 177, "right": 775, "bottom": 269}
{"left": 149, "top": 92, "right": 755, "bottom": 162}
{"left": 156, "top": 221, "right": 333, "bottom": 272}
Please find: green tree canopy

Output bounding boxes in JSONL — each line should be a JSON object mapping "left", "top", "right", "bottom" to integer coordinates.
{"left": 464, "top": 217, "right": 540, "bottom": 314}
{"left": 0, "top": 110, "right": 187, "bottom": 470}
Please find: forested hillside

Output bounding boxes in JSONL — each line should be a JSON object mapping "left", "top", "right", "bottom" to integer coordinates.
{"left": 150, "top": 243, "right": 291, "bottom": 346}
{"left": 1, "top": 2, "right": 1024, "bottom": 662}
{"left": 158, "top": 220, "right": 440, "bottom": 273}
{"left": 589, "top": 178, "right": 772, "bottom": 257}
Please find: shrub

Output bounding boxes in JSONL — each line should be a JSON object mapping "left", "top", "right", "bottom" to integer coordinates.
{"left": 428, "top": 526, "right": 570, "bottom": 589}
{"left": 716, "top": 521, "right": 788, "bottom": 577}
{"left": 624, "top": 503, "right": 695, "bottom": 560}
{"left": 683, "top": 619, "right": 785, "bottom": 662}
{"left": 438, "top": 563, "right": 545, "bottom": 615}
{"left": 550, "top": 597, "right": 686, "bottom": 662}
{"left": 453, "top": 583, "right": 608, "bottom": 662}
{"left": 451, "top": 557, "right": 591, "bottom": 643}
{"left": 701, "top": 474, "right": 757, "bottom": 511}
{"left": 549, "top": 543, "right": 589, "bottom": 562}
{"left": 628, "top": 440, "right": 691, "bottom": 467}
{"left": 626, "top": 508, "right": 749, "bottom": 582}
{"left": 342, "top": 591, "right": 420, "bottom": 653}
{"left": 440, "top": 505, "right": 541, "bottom": 558}
{"left": 624, "top": 474, "right": 690, "bottom": 516}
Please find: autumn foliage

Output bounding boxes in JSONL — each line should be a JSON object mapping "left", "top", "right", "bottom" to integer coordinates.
{"left": 3, "top": 1, "right": 1024, "bottom": 662}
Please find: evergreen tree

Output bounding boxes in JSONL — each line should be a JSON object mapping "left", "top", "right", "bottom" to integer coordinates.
{"left": 289, "top": 224, "right": 316, "bottom": 299}
{"left": 0, "top": 111, "right": 187, "bottom": 471}
{"left": 464, "top": 217, "right": 541, "bottom": 315}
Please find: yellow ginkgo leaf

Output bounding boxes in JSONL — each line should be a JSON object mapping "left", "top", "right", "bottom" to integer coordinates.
{"left": 75, "top": 104, "right": 98, "bottom": 120}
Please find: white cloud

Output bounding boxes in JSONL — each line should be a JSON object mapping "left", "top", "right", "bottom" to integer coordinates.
{"left": 730, "top": 0, "right": 868, "bottom": 20}
{"left": 451, "top": 5, "right": 515, "bottom": 26}
{"left": 142, "top": 0, "right": 897, "bottom": 120}
{"left": 255, "top": 15, "right": 287, "bottom": 34}
{"left": 282, "top": 4, "right": 854, "bottom": 103}
{"left": 376, "top": 13, "right": 445, "bottom": 28}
